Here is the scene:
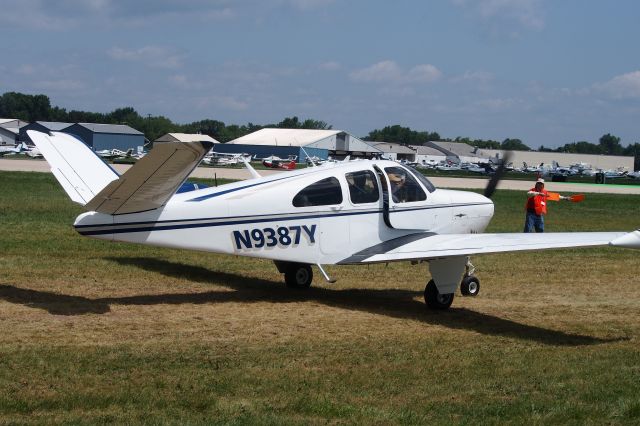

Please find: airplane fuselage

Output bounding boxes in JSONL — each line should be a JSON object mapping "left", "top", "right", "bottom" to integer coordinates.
{"left": 74, "top": 160, "right": 494, "bottom": 265}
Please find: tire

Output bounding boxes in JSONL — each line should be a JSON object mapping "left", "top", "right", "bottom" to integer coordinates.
{"left": 460, "top": 276, "right": 480, "bottom": 297}
{"left": 284, "top": 263, "right": 313, "bottom": 289}
{"left": 424, "top": 279, "right": 454, "bottom": 310}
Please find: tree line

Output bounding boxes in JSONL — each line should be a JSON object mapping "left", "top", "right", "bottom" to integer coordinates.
{"left": 1, "top": 91, "right": 637, "bottom": 155}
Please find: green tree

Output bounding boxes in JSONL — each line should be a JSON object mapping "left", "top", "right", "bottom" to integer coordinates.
{"left": 500, "top": 138, "right": 530, "bottom": 151}
{"left": 364, "top": 125, "right": 440, "bottom": 145}
{"left": 0, "top": 92, "right": 52, "bottom": 121}
{"left": 598, "top": 133, "right": 623, "bottom": 155}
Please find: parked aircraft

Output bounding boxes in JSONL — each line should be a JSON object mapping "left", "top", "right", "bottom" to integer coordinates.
{"left": 202, "top": 151, "right": 250, "bottom": 166}
{"left": 29, "top": 130, "right": 640, "bottom": 310}
{"left": 0, "top": 142, "right": 29, "bottom": 156}
{"left": 96, "top": 148, "right": 134, "bottom": 160}
{"left": 262, "top": 155, "right": 297, "bottom": 170}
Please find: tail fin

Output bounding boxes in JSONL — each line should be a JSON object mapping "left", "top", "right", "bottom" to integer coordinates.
{"left": 28, "top": 130, "right": 119, "bottom": 205}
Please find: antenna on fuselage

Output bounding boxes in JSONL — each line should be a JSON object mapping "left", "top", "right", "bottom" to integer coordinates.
{"left": 300, "top": 146, "right": 316, "bottom": 167}
{"left": 241, "top": 155, "right": 261, "bottom": 179}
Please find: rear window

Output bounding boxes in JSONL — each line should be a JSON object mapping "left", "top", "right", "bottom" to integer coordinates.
{"left": 346, "top": 170, "right": 379, "bottom": 204}
{"left": 292, "top": 177, "right": 343, "bottom": 207}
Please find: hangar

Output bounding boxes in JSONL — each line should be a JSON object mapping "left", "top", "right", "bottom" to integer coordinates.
{"left": 478, "top": 148, "right": 635, "bottom": 171}
{"left": 366, "top": 141, "right": 416, "bottom": 162}
{"left": 64, "top": 123, "right": 145, "bottom": 151}
{"left": 20, "top": 121, "right": 73, "bottom": 145}
{"left": 0, "top": 118, "right": 27, "bottom": 145}
{"left": 222, "top": 128, "right": 381, "bottom": 162}
{"left": 154, "top": 133, "right": 219, "bottom": 144}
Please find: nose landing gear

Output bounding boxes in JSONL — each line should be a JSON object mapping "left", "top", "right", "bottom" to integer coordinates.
{"left": 460, "top": 257, "right": 480, "bottom": 297}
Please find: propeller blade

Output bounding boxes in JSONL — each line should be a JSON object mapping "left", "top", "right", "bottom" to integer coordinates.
{"left": 484, "top": 151, "right": 512, "bottom": 198}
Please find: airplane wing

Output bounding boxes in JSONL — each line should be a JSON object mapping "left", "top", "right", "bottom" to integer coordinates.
{"left": 338, "top": 231, "right": 640, "bottom": 264}
{"left": 85, "top": 141, "right": 213, "bottom": 215}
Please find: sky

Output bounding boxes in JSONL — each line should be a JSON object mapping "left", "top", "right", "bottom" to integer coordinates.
{"left": 1, "top": 0, "right": 639, "bottom": 148}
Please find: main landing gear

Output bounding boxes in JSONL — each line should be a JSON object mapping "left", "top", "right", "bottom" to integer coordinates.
{"left": 274, "top": 261, "right": 313, "bottom": 288}
{"left": 423, "top": 257, "right": 480, "bottom": 310}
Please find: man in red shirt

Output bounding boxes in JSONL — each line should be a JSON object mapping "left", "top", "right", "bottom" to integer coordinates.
{"left": 524, "top": 178, "right": 568, "bottom": 232}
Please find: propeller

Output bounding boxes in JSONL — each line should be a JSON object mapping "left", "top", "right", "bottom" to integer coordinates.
{"left": 484, "top": 151, "right": 512, "bottom": 199}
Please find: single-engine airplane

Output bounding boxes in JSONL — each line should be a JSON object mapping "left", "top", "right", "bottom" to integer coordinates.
{"left": 29, "top": 130, "right": 640, "bottom": 309}
{"left": 262, "top": 154, "right": 297, "bottom": 170}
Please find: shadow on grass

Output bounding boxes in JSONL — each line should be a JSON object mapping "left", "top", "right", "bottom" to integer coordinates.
{"left": 0, "top": 256, "right": 628, "bottom": 347}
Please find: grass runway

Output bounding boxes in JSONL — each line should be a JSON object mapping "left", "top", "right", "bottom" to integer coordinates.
{"left": 1, "top": 171, "right": 640, "bottom": 424}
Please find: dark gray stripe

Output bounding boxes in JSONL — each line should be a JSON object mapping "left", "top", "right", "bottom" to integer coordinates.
{"left": 338, "top": 232, "right": 436, "bottom": 264}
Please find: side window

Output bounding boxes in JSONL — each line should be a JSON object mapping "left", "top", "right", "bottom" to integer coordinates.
{"left": 292, "top": 177, "right": 343, "bottom": 207}
{"left": 384, "top": 166, "right": 427, "bottom": 203}
{"left": 346, "top": 170, "right": 380, "bottom": 204}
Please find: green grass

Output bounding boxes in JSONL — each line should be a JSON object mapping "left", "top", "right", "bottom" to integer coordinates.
{"left": 1, "top": 171, "right": 640, "bottom": 424}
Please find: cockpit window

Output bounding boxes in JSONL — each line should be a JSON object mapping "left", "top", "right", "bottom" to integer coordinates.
{"left": 384, "top": 166, "right": 427, "bottom": 203}
{"left": 292, "top": 177, "right": 343, "bottom": 207}
{"left": 406, "top": 166, "right": 436, "bottom": 193}
{"left": 346, "top": 170, "right": 379, "bottom": 204}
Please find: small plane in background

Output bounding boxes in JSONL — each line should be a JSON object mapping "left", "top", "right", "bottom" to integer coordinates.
{"left": 202, "top": 151, "right": 250, "bottom": 166}
{"left": 28, "top": 130, "right": 640, "bottom": 310}
{"left": 0, "top": 142, "right": 29, "bottom": 156}
{"left": 262, "top": 154, "right": 297, "bottom": 170}
{"left": 95, "top": 148, "right": 134, "bottom": 160}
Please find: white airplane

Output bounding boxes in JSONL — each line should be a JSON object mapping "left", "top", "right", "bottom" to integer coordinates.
{"left": 202, "top": 151, "right": 249, "bottom": 166}
{"left": 28, "top": 130, "right": 640, "bottom": 310}
{"left": 0, "top": 142, "right": 29, "bottom": 156}
{"left": 95, "top": 148, "right": 134, "bottom": 159}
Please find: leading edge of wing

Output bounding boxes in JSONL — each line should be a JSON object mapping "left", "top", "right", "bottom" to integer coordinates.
{"left": 338, "top": 231, "right": 629, "bottom": 264}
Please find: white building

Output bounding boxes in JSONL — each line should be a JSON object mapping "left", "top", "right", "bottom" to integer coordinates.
{"left": 478, "top": 149, "right": 635, "bottom": 171}
{"left": 410, "top": 145, "right": 447, "bottom": 166}
{"left": 0, "top": 119, "right": 27, "bottom": 145}
{"left": 366, "top": 141, "right": 416, "bottom": 161}
{"left": 155, "top": 133, "right": 219, "bottom": 144}
{"left": 226, "top": 128, "right": 381, "bottom": 161}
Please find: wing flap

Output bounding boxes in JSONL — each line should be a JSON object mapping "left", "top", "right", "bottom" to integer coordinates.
{"left": 85, "top": 141, "right": 212, "bottom": 215}
{"left": 339, "top": 232, "right": 629, "bottom": 264}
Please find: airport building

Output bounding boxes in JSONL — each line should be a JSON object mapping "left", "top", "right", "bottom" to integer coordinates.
{"left": 0, "top": 119, "right": 27, "bottom": 145}
{"left": 64, "top": 123, "right": 145, "bottom": 151}
{"left": 19, "top": 121, "right": 73, "bottom": 145}
{"left": 410, "top": 145, "right": 447, "bottom": 165}
{"left": 365, "top": 142, "right": 416, "bottom": 162}
{"left": 154, "top": 133, "right": 219, "bottom": 147}
{"left": 478, "top": 149, "right": 636, "bottom": 171}
{"left": 221, "top": 128, "right": 381, "bottom": 162}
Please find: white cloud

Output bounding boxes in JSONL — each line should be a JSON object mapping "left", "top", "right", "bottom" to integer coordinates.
{"left": 286, "top": 0, "right": 336, "bottom": 10}
{"left": 107, "top": 46, "right": 184, "bottom": 69}
{"left": 350, "top": 61, "right": 403, "bottom": 82}
{"left": 407, "top": 64, "right": 443, "bottom": 83}
{"left": 452, "top": 0, "right": 544, "bottom": 34}
{"left": 596, "top": 71, "right": 640, "bottom": 99}
{"left": 318, "top": 61, "right": 341, "bottom": 71}
{"left": 350, "top": 61, "right": 442, "bottom": 84}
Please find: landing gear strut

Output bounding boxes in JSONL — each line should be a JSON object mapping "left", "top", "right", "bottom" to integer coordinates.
{"left": 460, "top": 257, "right": 480, "bottom": 297}
{"left": 424, "top": 279, "right": 454, "bottom": 310}
{"left": 275, "top": 261, "right": 313, "bottom": 288}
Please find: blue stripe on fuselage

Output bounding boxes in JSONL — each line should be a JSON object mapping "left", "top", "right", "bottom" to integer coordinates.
{"left": 74, "top": 202, "right": 492, "bottom": 236}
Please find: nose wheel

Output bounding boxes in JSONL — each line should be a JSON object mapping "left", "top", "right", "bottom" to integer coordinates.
{"left": 460, "top": 257, "right": 480, "bottom": 297}
{"left": 460, "top": 276, "right": 480, "bottom": 296}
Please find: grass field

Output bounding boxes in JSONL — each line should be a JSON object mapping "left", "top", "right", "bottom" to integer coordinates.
{"left": 1, "top": 171, "right": 640, "bottom": 424}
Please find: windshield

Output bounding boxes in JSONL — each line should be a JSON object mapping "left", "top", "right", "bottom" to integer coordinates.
{"left": 406, "top": 166, "right": 436, "bottom": 193}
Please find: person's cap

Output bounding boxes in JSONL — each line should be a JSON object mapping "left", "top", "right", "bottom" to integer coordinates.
{"left": 536, "top": 178, "right": 545, "bottom": 185}
{"left": 388, "top": 173, "right": 404, "bottom": 183}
